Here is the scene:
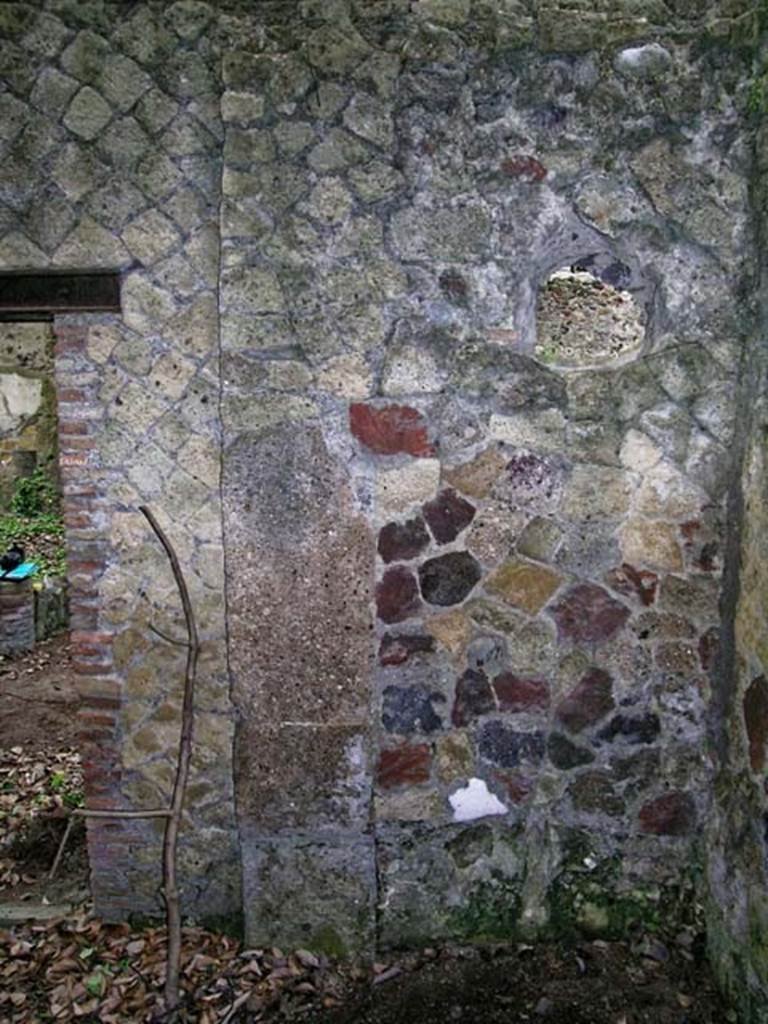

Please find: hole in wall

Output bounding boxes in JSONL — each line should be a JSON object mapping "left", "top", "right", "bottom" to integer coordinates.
{"left": 534, "top": 258, "right": 645, "bottom": 369}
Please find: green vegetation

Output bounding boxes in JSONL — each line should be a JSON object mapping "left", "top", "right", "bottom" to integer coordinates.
{"left": 746, "top": 72, "right": 768, "bottom": 117}
{"left": 0, "top": 467, "right": 66, "bottom": 578}
{"left": 10, "top": 466, "right": 59, "bottom": 517}
{"left": 446, "top": 880, "right": 522, "bottom": 942}
{"left": 49, "top": 769, "right": 84, "bottom": 809}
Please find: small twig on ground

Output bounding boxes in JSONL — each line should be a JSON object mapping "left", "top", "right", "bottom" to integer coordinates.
{"left": 47, "top": 815, "right": 74, "bottom": 879}
{"left": 221, "top": 988, "right": 252, "bottom": 1024}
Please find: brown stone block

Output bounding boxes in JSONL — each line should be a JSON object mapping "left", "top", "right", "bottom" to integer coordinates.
{"left": 235, "top": 721, "right": 370, "bottom": 832}
{"left": 443, "top": 447, "right": 507, "bottom": 499}
{"left": 225, "top": 424, "right": 374, "bottom": 726}
{"left": 376, "top": 743, "right": 432, "bottom": 790}
{"left": 487, "top": 557, "right": 563, "bottom": 615}
{"left": 556, "top": 668, "right": 614, "bottom": 734}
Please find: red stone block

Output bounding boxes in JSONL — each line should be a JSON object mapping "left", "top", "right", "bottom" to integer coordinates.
{"left": 79, "top": 727, "right": 115, "bottom": 742}
{"left": 500, "top": 155, "right": 547, "bottom": 181}
{"left": 69, "top": 607, "right": 100, "bottom": 630}
{"left": 59, "top": 419, "right": 91, "bottom": 435}
{"left": 376, "top": 566, "right": 421, "bottom": 623}
{"left": 64, "top": 436, "right": 97, "bottom": 451}
{"left": 378, "top": 517, "right": 430, "bottom": 563}
{"left": 64, "top": 512, "right": 93, "bottom": 529}
{"left": 72, "top": 630, "right": 113, "bottom": 646}
{"left": 744, "top": 675, "right": 768, "bottom": 773}
{"left": 349, "top": 403, "right": 434, "bottom": 456}
{"left": 605, "top": 563, "right": 658, "bottom": 607}
{"left": 68, "top": 560, "right": 105, "bottom": 575}
{"left": 548, "top": 583, "right": 630, "bottom": 644}
{"left": 555, "top": 668, "right": 614, "bottom": 734}
{"left": 493, "top": 673, "right": 550, "bottom": 713}
{"left": 423, "top": 489, "right": 476, "bottom": 544}
{"left": 72, "top": 640, "right": 111, "bottom": 658}
{"left": 377, "top": 744, "right": 432, "bottom": 789}
{"left": 638, "top": 792, "right": 696, "bottom": 835}
{"left": 493, "top": 771, "right": 535, "bottom": 804}
{"left": 56, "top": 387, "right": 89, "bottom": 402}
{"left": 54, "top": 336, "right": 87, "bottom": 355}
{"left": 62, "top": 482, "right": 98, "bottom": 497}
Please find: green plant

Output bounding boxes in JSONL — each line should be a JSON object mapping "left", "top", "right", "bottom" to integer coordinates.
{"left": 63, "top": 787, "right": 84, "bottom": 809}
{"left": 10, "top": 467, "right": 59, "bottom": 518}
{"left": 49, "top": 768, "right": 84, "bottom": 808}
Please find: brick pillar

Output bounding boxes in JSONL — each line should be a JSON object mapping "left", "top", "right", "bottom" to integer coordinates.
{"left": 53, "top": 320, "right": 143, "bottom": 919}
{"left": 0, "top": 578, "right": 34, "bottom": 653}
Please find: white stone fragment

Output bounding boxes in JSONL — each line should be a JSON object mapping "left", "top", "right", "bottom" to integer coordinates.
{"left": 449, "top": 777, "right": 507, "bottom": 823}
{"left": 614, "top": 43, "right": 672, "bottom": 79}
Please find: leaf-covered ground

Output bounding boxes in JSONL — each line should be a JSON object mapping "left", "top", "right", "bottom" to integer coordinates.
{"left": 0, "top": 914, "right": 732, "bottom": 1024}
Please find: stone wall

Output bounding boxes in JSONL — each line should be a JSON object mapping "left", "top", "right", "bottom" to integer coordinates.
{"left": 218, "top": 0, "right": 756, "bottom": 957}
{"left": 705, "top": 28, "right": 768, "bottom": 1021}
{"left": 0, "top": 0, "right": 764, "bottom": 984}
{"left": 0, "top": 0, "right": 239, "bottom": 924}
{"left": 0, "top": 322, "right": 58, "bottom": 505}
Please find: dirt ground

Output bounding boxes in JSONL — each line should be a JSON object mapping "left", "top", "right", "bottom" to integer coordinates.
{"left": 0, "top": 636, "right": 734, "bottom": 1024}
{"left": 314, "top": 941, "right": 730, "bottom": 1024}
{"left": 0, "top": 633, "right": 81, "bottom": 751}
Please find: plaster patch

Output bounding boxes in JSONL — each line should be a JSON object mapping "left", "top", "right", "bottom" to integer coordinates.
{"left": 449, "top": 777, "right": 508, "bottom": 822}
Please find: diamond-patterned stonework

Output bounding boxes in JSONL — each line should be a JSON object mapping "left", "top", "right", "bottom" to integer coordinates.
{"left": 64, "top": 85, "right": 113, "bottom": 140}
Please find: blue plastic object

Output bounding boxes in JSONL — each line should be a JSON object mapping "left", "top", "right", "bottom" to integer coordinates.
{"left": 1, "top": 560, "right": 38, "bottom": 581}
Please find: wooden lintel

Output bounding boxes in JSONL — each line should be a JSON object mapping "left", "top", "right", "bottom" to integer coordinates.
{"left": 0, "top": 271, "right": 121, "bottom": 315}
